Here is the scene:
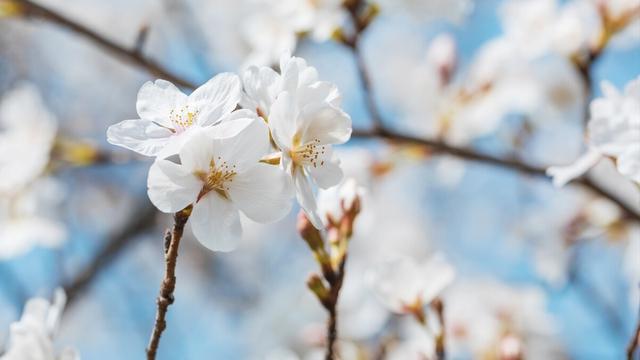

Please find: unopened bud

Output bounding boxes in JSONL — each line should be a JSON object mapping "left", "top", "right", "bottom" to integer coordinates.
{"left": 307, "top": 274, "right": 330, "bottom": 304}
{"left": 298, "top": 211, "right": 324, "bottom": 250}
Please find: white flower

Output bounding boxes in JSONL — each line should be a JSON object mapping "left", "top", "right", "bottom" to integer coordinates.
{"left": 377, "top": 0, "right": 473, "bottom": 24}
{"left": 107, "top": 73, "right": 242, "bottom": 157}
{"left": 366, "top": 254, "right": 455, "bottom": 314}
{"left": 241, "top": 0, "right": 346, "bottom": 67}
{"left": 241, "top": 54, "right": 340, "bottom": 120}
{"left": 0, "top": 178, "right": 67, "bottom": 260}
{"left": 0, "top": 83, "right": 57, "bottom": 194}
{"left": 243, "top": 54, "right": 351, "bottom": 228}
{"left": 547, "top": 77, "right": 640, "bottom": 186}
{"left": 500, "top": 0, "right": 601, "bottom": 59}
{"left": 316, "top": 178, "right": 365, "bottom": 225}
{"left": 147, "top": 115, "right": 293, "bottom": 251}
{"left": 1, "top": 289, "right": 79, "bottom": 360}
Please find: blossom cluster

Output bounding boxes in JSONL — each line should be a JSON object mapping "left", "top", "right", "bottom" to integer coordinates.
{"left": 107, "top": 53, "right": 352, "bottom": 251}
{"left": 0, "top": 289, "right": 78, "bottom": 360}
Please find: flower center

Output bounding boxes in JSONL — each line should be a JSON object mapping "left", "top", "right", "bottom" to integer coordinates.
{"left": 169, "top": 105, "right": 199, "bottom": 133}
{"left": 195, "top": 157, "right": 237, "bottom": 201}
{"left": 290, "top": 139, "right": 326, "bottom": 168}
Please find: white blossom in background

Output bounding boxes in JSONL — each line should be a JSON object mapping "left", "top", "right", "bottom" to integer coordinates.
{"left": 377, "top": 0, "right": 473, "bottom": 24}
{"left": 316, "top": 178, "right": 365, "bottom": 225}
{"left": 243, "top": 54, "right": 351, "bottom": 228}
{"left": 147, "top": 116, "right": 292, "bottom": 251}
{"left": 0, "top": 178, "right": 67, "bottom": 260}
{"left": 444, "top": 280, "right": 563, "bottom": 359}
{"left": 0, "top": 84, "right": 67, "bottom": 260}
{"left": 0, "top": 83, "right": 57, "bottom": 194}
{"left": 241, "top": 0, "right": 346, "bottom": 67}
{"left": 547, "top": 77, "right": 640, "bottom": 186}
{"left": 107, "top": 73, "right": 242, "bottom": 157}
{"left": 367, "top": 254, "right": 455, "bottom": 314}
{"left": 0, "top": 289, "right": 79, "bottom": 360}
{"left": 500, "top": 0, "right": 600, "bottom": 59}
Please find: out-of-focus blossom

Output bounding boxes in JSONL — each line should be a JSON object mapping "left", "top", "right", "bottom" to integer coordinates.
{"left": 367, "top": 254, "right": 455, "bottom": 314}
{"left": 0, "top": 84, "right": 66, "bottom": 260}
{"left": 316, "top": 178, "right": 365, "bottom": 225}
{"left": 445, "top": 280, "right": 563, "bottom": 359}
{"left": 245, "top": 54, "right": 351, "bottom": 228}
{"left": 500, "top": 0, "right": 600, "bottom": 58}
{"left": 385, "top": 318, "right": 436, "bottom": 360}
{"left": 147, "top": 117, "right": 292, "bottom": 251}
{"left": 107, "top": 73, "right": 242, "bottom": 157}
{"left": 624, "top": 226, "right": 640, "bottom": 307}
{"left": 0, "top": 83, "right": 57, "bottom": 194}
{"left": 547, "top": 77, "right": 640, "bottom": 186}
{"left": 0, "top": 178, "right": 67, "bottom": 259}
{"left": 0, "top": 289, "right": 79, "bottom": 360}
{"left": 376, "top": 0, "right": 473, "bottom": 24}
{"left": 241, "top": 0, "right": 346, "bottom": 67}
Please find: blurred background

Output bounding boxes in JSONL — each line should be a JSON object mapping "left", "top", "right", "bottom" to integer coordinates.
{"left": 0, "top": 0, "right": 639, "bottom": 359}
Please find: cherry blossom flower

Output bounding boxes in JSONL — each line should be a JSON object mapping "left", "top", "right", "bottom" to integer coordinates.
{"left": 547, "top": 77, "right": 640, "bottom": 186}
{"left": 444, "top": 280, "right": 563, "bottom": 359}
{"left": 241, "top": 54, "right": 340, "bottom": 121}
{"left": 243, "top": 54, "right": 351, "bottom": 228}
{"left": 366, "top": 254, "right": 455, "bottom": 315}
{"left": 147, "top": 115, "right": 293, "bottom": 251}
{"left": 107, "top": 73, "right": 242, "bottom": 157}
{"left": 241, "top": 0, "right": 346, "bottom": 67}
{"left": 0, "top": 178, "right": 67, "bottom": 260}
{"left": 1, "top": 289, "right": 79, "bottom": 360}
{"left": 316, "top": 178, "right": 365, "bottom": 226}
{"left": 0, "top": 83, "right": 57, "bottom": 194}
{"left": 377, "top": 0, "right": 473, "bottom": 24}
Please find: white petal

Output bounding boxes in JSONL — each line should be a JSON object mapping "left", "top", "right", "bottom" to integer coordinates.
{"left": 617, "top": 147, "right": 640, "bottom": 183}
{"left": 299, "top": 102, "right": 352, "bottom": 145}
{"left": 279, "top": 54, "right": 300, "bottom": 94}
{"left": 240, "top": 66, "right": 279, "bottom": 114}
{"left": 178, "top": 130, "right": 215, "bottom": 173}
{"left": 546, "top": 148, "right": 602, "bottom": 187}
{"left": 228, "top": 163, "right": 293, "bottom": 223}
{"left": 136, "top": 80, "right": 187, "bottom": 126}
{"left": 268, "top": 92, "right": 297, "bottom": 151}
{"left": 308, "top": 156, "right": 344, "bottom": 189}
{"left": 190, "top": 73, "right": 242, "bottom": 126}
{"left": 190, "top": 193, "right": 241, "bottom": 252}
{"left": 147, "top": 159, "right": 200, "bottom": 213}
{"left": 298, "top": 81, "right": 341, "bottom": 107}
{"left": 206, "top": 116, "right": 271, "bottom": 171}
{"left": 293, "top": 168, "right": 323, "bottom": 228}
{"left": 107, "top": 119, "right": 173, "bottom": 156}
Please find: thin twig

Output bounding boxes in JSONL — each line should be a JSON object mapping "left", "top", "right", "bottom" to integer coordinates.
{"left": 64, "top": 204, "right": 157, "bottom": 306}
{"left": 343, "top": 0, "right": 385, "bottom": 131}
{"left": 325, "top": 255, "right": 347, "bottom": 360}
{"left": 14, "top": 0, "right": 196, "bottom": 89}
{"left": 432, "top": 298, "right": 446, "bottom": 360}
{"left": 146, "top": 205, "right": 192, "bottom": 360}
{"left": 351, "top": 128, "right": 640, "bottom": 223}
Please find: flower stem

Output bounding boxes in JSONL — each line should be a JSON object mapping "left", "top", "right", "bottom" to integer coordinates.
{"left": 432, "top": 298, "right": 446, "bottom": 360}
{"left": 146, "top": 205, "right": 192, "bottom": 360}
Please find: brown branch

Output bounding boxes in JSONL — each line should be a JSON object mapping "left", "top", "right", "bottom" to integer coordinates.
{"left": 342, "top": 0, "right": 384, "bottom": 131}
{"left": 14, "top": 0, "right": 197, "bottom": 89}
{"left": 628, "top": 310, "right": 640, "bottom": 360}
{"left": 146, "top": 205, "right": 192, "bottom": 360}
{"left": 351, "top": 128, "right": 640, "bottom": 223}
{"left": 431, "top": 298, "right": 446, "bottom": 360}
{"left": 64, "top": 204, "right": 157, "bottom": 306}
